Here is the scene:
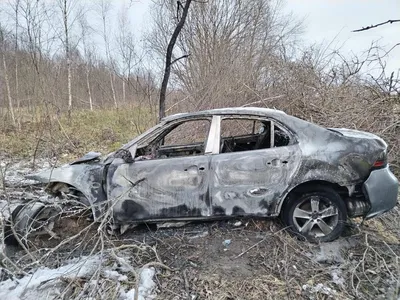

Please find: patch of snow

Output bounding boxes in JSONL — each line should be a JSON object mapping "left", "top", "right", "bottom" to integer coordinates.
{"left": 103, "top": 269, "right": 128, "bottom": 282}
{"left": 188, "top": 231, "right": 209, "bottom": 240}
{"left": 119, "top": 288, "right": 136, "bottom": 300}
{"left": 0, "top": 256, "right": 157, "bottom": 300}
{"left": 1, "top": 159, "right": 53, "bottom": 187}
{"left": 302, "top": 283, "right": 338, "bottom": 298}
{"left": 138, "top": 268, "right": 156, "bottom": 299}
{"left": 157, "top": 221, "right": 189, "bottom": 229}
{"left": 233, "top": 221, "right": 242, "bottom": 227}
{"left": 118, "top": 267, "right": 156, "bottom": 300}
{"left": 330, "top": 268, "right": 345, "bottom": 288}
{"left": 312, "top": 238, "right": 359, "bottom": 265}
{"left": 315, "top": 241, "right": 344, "bottom": 264}
{"left": 0, "top": 256, "right": 101, "bottom": 300}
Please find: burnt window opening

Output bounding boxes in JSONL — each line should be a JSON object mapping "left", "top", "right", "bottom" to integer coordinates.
{"left": 219, "top": 118, "right": 290, "bottom": 153}
{"left": 136, "top": 119, "right": 211, "bottom": 159}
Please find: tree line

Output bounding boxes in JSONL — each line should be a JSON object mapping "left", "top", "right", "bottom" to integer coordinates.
{"left": 0, "top": 0, "right": 398, "bottom": 134}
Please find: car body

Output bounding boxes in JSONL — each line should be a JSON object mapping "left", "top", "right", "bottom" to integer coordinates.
{"left": 20, "top": 107, "right": 399, "bottom": 242}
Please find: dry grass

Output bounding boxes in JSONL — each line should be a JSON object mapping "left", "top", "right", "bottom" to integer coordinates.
{"left": 0, "top": 106, "right": 156, "bottom": 163}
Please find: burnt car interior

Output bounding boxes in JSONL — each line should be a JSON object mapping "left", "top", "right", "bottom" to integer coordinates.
{"left": 220, "top": 118, "right": 291, "bottom": 153}
{"left": 134, "top": 116, "right": 291, "bottom": 160}
{"left": 135, "top": 119, "right": 211, "bottom": 159}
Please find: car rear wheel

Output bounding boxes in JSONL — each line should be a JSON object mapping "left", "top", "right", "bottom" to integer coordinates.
{"left": 282, "top": 186, "right": 347, "bottom": 242}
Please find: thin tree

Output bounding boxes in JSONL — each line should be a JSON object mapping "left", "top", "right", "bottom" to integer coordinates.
{"left": 116, "top": 6, "right": 137, "bottom": 105}
{"left": 97, "top": 0, "right": 118, "bottom": 108}
{"left": 159, "top": 0, "right": 193, "bottom": 121}
{"left": 0, "top": 29, "right": 16, "bottom": 126}
{"left": 79, "top": 15, "right": 94, "bottom": 110}
{"left": 13, "top": 0, "right": 20, "bottom": 116}
{"left": 59, "top": 0, "right": 73, "bottom": 114}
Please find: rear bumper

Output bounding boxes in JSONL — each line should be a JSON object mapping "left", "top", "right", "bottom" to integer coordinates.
{"left": 363, "top": 166, "right": 399, "bottom": 219}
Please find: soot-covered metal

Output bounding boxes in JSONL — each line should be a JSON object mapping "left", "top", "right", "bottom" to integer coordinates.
{"left": 21, "top": 107, "right": 398, "bottom": 242}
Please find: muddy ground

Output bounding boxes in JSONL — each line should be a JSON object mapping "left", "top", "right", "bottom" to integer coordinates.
{"left": 0, "top": 158, "right": 400, "bottom": 299}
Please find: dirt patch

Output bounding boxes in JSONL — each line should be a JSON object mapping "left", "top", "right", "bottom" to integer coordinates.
{"left": 3, "top": 210, "right": 400, "bottom": 299}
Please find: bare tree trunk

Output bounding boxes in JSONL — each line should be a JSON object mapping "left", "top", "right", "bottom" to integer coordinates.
{"left": 98, "top": 0, "right": 118, "bottom": 108}
{"left": 62, "top": 0, "right": 72, "bottom": 113}
{"left": 2, "top": 53, "right": 16, "bottom": 126}
{"left": 79, "top": 14, "right": 93, "bottom": 110}
{"left": 122, "top": 77, "right": 126, "bottom": 104}
{"left": 15, "top": 0, "right": 20, "bottom": 115}
{"left": 67, "top": 58, "right": 72, "bottom": 111}
{"left": 110, "top": 71, "right": 117, "bottom": 108}
{"left": 15, "top": 48, "right": 19, "bottom": 111}
{"left": 86, "top": 64, "right": 93, "bottom": 110}
{"left": 159, "top": 0, "right": 193, "bottom": 121}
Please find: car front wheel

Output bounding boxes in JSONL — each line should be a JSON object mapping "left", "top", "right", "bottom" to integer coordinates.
{"left": 282, "top": 186, "right": 347, "bottom": 242}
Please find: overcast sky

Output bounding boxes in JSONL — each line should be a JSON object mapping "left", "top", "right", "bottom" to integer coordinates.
{"left": 124, "top": 0, "right": 399, "bottom": 75}
{"left": 285, "top": 0, "right": 400, "bottom": 74}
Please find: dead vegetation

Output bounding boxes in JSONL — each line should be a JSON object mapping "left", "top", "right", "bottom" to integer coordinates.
{"left": 0, "top": 158, "right": 399, "bottom": 299}
{"left": 1, "top": 195, "right": 400, "bottom": 299}
{"left": 0, "top": 0, "right": 399, "bottom": 299}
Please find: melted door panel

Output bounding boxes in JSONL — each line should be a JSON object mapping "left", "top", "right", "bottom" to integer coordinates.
{"left": 107, "top": 156, "right": 211, "bottom": 223}
{"left": 210, "top": 145, "right": 301, "bottom": 217}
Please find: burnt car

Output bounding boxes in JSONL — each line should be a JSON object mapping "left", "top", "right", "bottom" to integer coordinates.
{"left": 10, "top": 107, "right": 399, "bottom": 242}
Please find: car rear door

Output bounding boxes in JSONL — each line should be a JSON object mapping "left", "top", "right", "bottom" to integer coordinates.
{"left": 210, "top": 116, "right": 301, "bottom": 217}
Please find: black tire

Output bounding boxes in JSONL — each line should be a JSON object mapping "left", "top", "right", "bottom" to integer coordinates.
{"left": 281, "top": 185, "right": 347, "bottom": 242}
{"left": 3, "top": 204, "right": 25, "bottom": 246}
{"left": 4, "top": 202, "right": 61, "bottom": 247}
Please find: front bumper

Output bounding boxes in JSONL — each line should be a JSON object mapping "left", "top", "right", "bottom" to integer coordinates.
{"left": 363, "top": 166, "right": 399, "bottom": 219}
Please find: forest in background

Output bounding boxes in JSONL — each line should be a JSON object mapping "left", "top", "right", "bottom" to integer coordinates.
{"left": 0, "top": 0, "right": 398, "bottom": 174}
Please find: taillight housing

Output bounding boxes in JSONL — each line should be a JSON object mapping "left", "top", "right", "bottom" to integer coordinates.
{"left": 372, "top": 151, "right": 387, "bottom": 170}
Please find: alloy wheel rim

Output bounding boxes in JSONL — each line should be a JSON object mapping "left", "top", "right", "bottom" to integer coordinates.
{"left": 292, "top": 195, "right": 339, "bottom": 238}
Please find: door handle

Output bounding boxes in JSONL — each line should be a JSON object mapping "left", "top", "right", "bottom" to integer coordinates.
{"left": 184, "top": 166, "right": 206, "bottom": 172}
{"left": 266, "top": 159, "right": 288, "bottom": 166}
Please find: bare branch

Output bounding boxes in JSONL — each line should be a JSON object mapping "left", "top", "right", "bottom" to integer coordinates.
{"left": 171, "top": 53, "right": 190, "bottom": 65}
{"left": 352, "top": 19, "right": 400, "bottom": 32}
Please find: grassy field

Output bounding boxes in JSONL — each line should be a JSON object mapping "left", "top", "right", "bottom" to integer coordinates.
{"left": 0, "top": 107, "right": 156, "bottom": 162}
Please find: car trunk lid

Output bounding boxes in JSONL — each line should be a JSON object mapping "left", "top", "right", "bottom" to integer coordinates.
{"left": 328, "top": 128, "right": 387, "bottom": 148}
{"left": 329, "top": 128, "right": 388, "bottom": 170}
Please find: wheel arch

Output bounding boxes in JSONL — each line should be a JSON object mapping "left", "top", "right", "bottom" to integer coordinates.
{"left": 45, "top": 181, "right": 97, "bottom": 216}
{"left": 46, "top": 182, "right": 90, "bottom": 203}
{"left": 25, "top": 164, "right": 107, "bottom": 219}
{"left": 278, "top": 180, "right": 348, "bottom": 214}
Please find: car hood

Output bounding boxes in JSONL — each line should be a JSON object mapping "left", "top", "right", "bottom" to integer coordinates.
{"left": 329, "top": 128, "right": 387, "bottom": 147}
{"left": 70, "top": 151, "right": 102, "bottom": 165}
{"left": 25, "top": 152, "right": 103, "bottom": 183}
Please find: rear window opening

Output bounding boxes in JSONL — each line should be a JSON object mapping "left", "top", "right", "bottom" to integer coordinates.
{"left": 219, "top": 118, "right": 291, "bottom": 153}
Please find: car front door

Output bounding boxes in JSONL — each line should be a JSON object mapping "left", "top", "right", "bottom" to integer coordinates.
{"left": 210, "top": 116, "right": 301, "bottom": 217}
{"left": 107, "top": 118, "right": 213, "bottom": 223}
